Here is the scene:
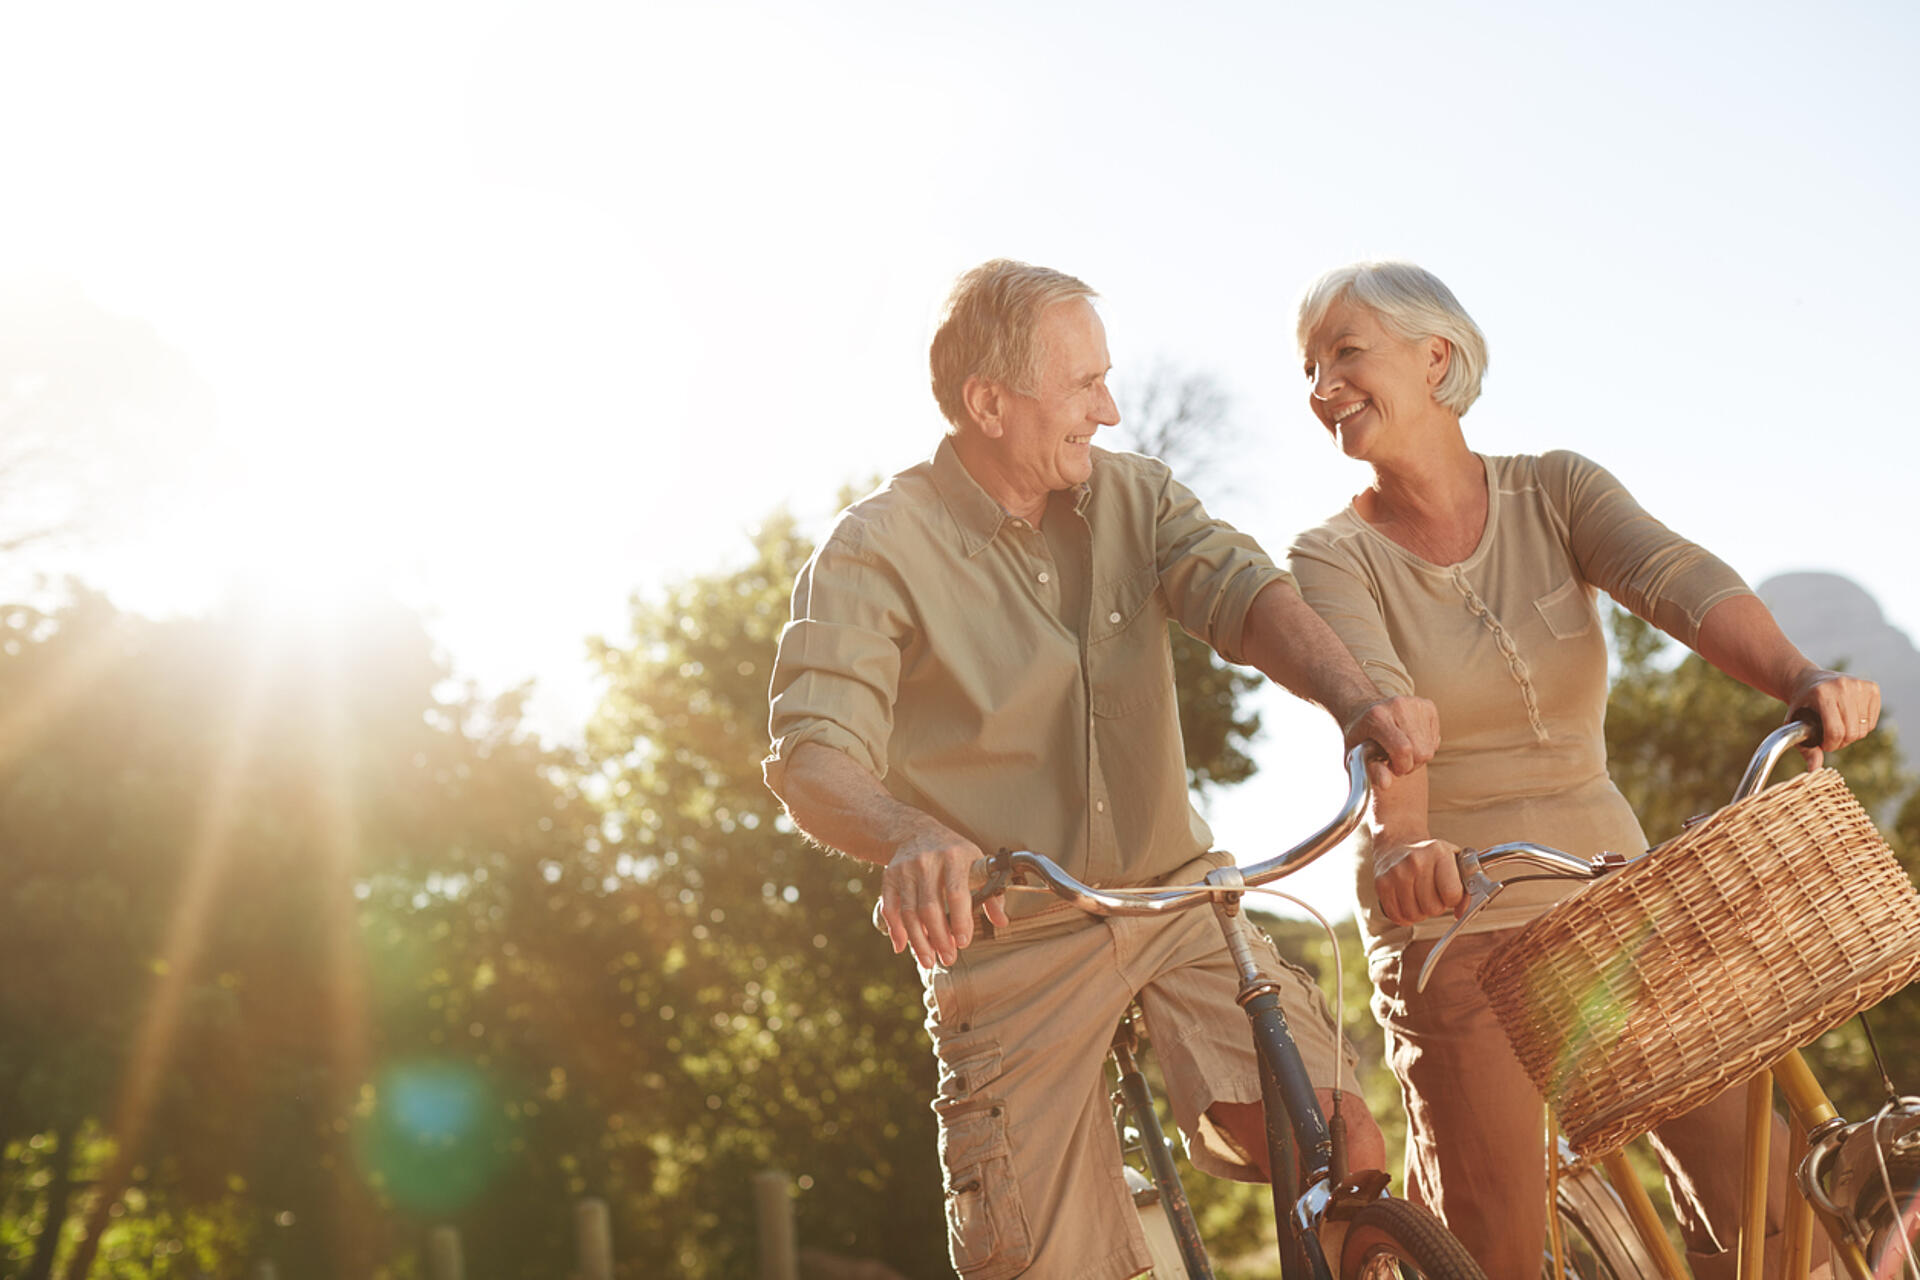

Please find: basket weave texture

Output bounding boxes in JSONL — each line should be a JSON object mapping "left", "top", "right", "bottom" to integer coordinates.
{"left": 1478, "top": 768, "right": 1920, "bottom": 1158}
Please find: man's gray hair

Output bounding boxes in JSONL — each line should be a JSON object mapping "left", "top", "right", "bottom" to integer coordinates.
{"left": 1296, "top": 261, "right": 1488, "bottom": 416}
{"left": 930, "top": 259, "right": 1097, "bottom": 432}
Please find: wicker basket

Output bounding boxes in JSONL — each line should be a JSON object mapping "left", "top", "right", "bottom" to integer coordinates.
{"left": 1478, "top": 768, "right": 1920, "bottom": 1158}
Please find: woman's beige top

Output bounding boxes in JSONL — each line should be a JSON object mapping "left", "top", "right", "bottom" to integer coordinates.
{"left": 1287, "top": 451, "right": 1753, "bottom": 957}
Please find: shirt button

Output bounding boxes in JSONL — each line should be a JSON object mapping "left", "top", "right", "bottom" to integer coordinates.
{"left": 1038, "top": 571, "right": 1050, "bottom": 585}
{"left": 1095, "top": 799, "right": 1106, "bottom": 813}
{"left": 1108, "top": 610, "right": 1122, "bottom": 624}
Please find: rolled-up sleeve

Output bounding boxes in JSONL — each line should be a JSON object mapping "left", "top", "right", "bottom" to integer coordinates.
{"left": 1149, "top": 465, "right": 1293, "bottom": 665}
{"left": 763, "top": 536, "right": 911, "bottom": 798}
{"left": 1540, "top": 450, "right": 1752, "bottom": 648}
{"left": 1287, "top": 535, "right": 1416, "bottom": 699}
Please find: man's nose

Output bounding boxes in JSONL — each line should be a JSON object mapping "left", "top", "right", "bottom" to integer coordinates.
{"left": 1096, "top": 382, "right": 1120, "bottom": 426}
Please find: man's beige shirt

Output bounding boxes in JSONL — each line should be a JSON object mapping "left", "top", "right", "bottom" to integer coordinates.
{"left": 1287, "top": 451, "right": 1753, "bottom": 957}
{"left": 765, "top": 439, "right": 1289, "bottom": 919}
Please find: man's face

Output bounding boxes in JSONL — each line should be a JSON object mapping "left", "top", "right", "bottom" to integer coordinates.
{"left": 993, "top": 298, "right": 1120, "bottom": 495}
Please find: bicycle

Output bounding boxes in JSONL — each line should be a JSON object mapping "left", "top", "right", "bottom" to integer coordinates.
{"left": 967, "top": 742, "right": 1486, "bottom": 1280}
{"left": 1414, "top": 714, "right": 1920, "bottom": 1280}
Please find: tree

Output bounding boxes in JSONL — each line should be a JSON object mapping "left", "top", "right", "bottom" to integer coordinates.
{"left": 1111, "top": 363, "right": 1264, "bottom": 792}
{"left": 0, "top": 586, "right": 599, "bottom": 1279}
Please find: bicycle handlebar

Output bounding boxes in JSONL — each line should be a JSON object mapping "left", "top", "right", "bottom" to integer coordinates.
{"left": 968, "top": 742, "right": 1382, "bottom": 918}
{"left": 1413, "top": 714, "right": 1822, "bottom": 992}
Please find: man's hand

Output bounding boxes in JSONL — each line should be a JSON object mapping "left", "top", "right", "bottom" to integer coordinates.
{"left": 1374, "top": 835, "right": 1466, "bottom": 926}
{"left": 774, "top": 744, "right": 1011, "bottom": 967}
{"left": 878, "top": 826, "right": 1011, "bottom": 968}
{"left": 1343, "top": 694, "right": 1440, "bottom": 791}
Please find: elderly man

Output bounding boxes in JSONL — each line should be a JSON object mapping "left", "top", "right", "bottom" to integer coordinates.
{"left": 763, "top": 259, "right": 1438, "bottom": 1280}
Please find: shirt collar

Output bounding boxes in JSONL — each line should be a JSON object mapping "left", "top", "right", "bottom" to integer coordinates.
{"left": 929, "top": 436, "right": 1094, "bottom": 557}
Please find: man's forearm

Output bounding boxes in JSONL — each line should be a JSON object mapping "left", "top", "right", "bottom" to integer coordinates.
{"left": 772, "top": 742, "right": 954, "bottom": 868}
{"left": 1239, "top": 580, "right": 1384, "bottom": 727}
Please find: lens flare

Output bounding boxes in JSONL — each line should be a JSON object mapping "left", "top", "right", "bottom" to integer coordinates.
{"left": 355, "top": 1059, "right": 509, "bottom": 1215}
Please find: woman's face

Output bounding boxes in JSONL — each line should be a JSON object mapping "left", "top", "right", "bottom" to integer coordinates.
{"left": 1301, "top": 298, "right": 1449, "bottom": 462}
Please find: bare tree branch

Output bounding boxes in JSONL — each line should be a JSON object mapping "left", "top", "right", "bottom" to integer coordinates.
{"left": 1110, "top": 359, "right": 1240, "bottom": 495}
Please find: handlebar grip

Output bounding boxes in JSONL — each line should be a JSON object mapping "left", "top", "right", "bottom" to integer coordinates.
{"left": 1790, "top": 706, "right": 1824, "bottom": 742}
{"left": 970, "top": 848, "right": 1013, "bottom": 905}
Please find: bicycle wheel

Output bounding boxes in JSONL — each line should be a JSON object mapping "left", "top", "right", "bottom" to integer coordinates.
{"left": 1339, "top": 1199, "right": 1486, "bottom": 1280}
{"left": 1547, "top": 1166, "right": 1664, "bottom": 1280}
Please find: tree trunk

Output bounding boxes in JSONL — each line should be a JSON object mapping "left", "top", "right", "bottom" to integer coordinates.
{"left": 25, "top": 1120, "right": 76, "bottom": 1280}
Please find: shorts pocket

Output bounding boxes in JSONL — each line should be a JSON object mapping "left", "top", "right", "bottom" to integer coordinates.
{"left": 1533, "top": 577, "right": 1595, "bottom": 639}
{"left": 935, "top": 1099, "right": 1032, "bottom": 1279}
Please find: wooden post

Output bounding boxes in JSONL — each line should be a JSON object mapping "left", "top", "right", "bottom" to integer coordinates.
{"left": 753, "top": 1170, "right": 798, "bottom": 1280}
{"left": 575, "top": 1197, "right": 614, "bottom": 1280}
{"left": 429, "top": 1225, "right": 464, "bottom": 1280}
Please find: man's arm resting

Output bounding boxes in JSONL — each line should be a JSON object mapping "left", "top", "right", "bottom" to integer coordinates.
{"left": 771, "top": 742, "right": 1008, "bottom": 967}
{"left": 1237, "top": 580, "right": 1440, "bottom": 779}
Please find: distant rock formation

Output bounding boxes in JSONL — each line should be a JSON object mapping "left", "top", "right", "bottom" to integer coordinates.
{"left": 1758, "top": 572, "right": 1920, "bottom": 745}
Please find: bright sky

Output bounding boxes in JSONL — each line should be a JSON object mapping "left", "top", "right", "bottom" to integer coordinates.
{"left": 5, "top": 0, "right": 1916, "bottom": 916}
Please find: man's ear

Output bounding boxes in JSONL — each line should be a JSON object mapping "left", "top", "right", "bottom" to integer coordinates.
{"left": 962, "top": 375, "right": 1004, "bottom": 438}
{"left": 1425, "top": 336, "right": 1453, "bottom": 388}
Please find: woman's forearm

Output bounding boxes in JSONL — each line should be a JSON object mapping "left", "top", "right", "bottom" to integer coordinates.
{"left": 1691, "top": 594, "right": 1819, "bottom": 703}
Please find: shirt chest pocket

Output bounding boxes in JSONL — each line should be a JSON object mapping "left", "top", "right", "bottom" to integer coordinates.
{"left": 1089, "top": 562, "right": 1172, "bottom": 717}
{"left": 1532, "top": 576, "right": 1596, "bottom": 640}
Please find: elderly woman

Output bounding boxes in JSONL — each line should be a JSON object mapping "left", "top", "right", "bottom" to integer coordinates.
{"left": 1284, "top": 261, "right": 1880, "bottom": 1280}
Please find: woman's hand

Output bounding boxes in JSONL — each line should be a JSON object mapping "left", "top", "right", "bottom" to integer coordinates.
{"left": 1788, "top": 668, "right": 1882, "bottom": 770}
{"left": 1374, "top": 835, "right": 1466, "bottom": 926}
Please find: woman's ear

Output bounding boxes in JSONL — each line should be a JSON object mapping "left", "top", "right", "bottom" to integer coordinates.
{"left": 962, "top": 374, "right": 1004, "bottom": 437}
{"left": 1426, "top": 336, "right": 1453, "bottom": 388}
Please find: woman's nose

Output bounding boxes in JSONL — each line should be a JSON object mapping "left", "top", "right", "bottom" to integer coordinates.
{"left": 1312, "top": 368, "right": 1342, "bottom": 400}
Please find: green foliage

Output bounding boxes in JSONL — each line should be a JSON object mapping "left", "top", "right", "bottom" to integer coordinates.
{"left": 0, "top": 587, "right": 596, "bottom": 1279}
{"left": 1605, "top": 609, "right": 1910, "bottom": 838}
{"left": 1172, "top": 627, "right": 1263, "bottom": 792}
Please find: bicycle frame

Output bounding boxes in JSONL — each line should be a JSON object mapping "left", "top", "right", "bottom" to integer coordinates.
{"left": 1109, "top": 1012, "right": 1214, "bottom": 1279}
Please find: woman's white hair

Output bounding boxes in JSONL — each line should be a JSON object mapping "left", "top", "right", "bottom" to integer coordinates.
{"left": 1296, "top": 261, "right": 1488, "bottom": 415}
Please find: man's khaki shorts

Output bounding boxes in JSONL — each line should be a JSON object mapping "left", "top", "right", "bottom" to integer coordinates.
{"left": 920, "top": 906, "right": 1362, "bottom": 1280}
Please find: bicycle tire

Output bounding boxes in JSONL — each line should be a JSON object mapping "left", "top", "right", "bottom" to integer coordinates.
{"left": 1548, "top": 1167, "right": 1664, "bottom": 1280}
{"left": 1339, "top": 1198, "right": 1486, "bottom": 1280}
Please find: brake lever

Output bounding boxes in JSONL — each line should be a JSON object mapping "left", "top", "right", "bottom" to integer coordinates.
{"left": 1414, "top": 850, "right": 1502, "bottom": 994}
